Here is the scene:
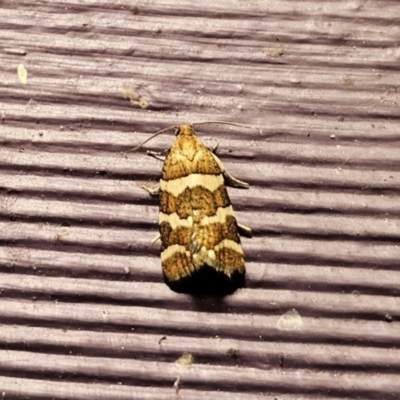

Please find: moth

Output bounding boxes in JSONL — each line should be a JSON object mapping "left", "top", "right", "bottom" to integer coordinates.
{"left": 139, "top": 123, "right": 252, "bottom": 295}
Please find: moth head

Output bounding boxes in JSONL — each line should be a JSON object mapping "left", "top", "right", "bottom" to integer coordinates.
{"left": 175, "top": 124, "right": 195, "bottom": 137}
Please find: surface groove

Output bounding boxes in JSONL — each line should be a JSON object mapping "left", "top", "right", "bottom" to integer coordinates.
{"left": 1, "top": 0, "right": 400, "bottom": 399}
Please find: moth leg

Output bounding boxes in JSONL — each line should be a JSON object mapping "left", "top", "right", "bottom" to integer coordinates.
{"left": 141, "top": 184, "right": 160, "bottom": 196}
{"left": 211, "top": 143, "right": 219, "bottom": 154}
{"left": 223, "top": 170, "right": 249, "bottom": 188}
{"left": 211, "top": 153, "right": 249, "bottom": 188}
{"left": 238, "top": 223, "right": 252, "bottom": 238}
{"left": 152, "top": 234, "right": 161, "bottom": 244}
{"left": 147, "top": 149, "right": 168, "bottom": 162}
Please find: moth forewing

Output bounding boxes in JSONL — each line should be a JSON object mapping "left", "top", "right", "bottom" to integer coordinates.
{"left": 143, "top": 124, "right": 251, "bottom": 295}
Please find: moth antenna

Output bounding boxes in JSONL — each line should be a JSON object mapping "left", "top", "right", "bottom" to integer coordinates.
{"left": 126, "top": 125, "right": 177, "bottom": 152}
{"left": 192, "top": 121, "right": 262, "bottom": 135}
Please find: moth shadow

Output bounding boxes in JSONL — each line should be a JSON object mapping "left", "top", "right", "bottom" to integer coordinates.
{"left": 165, "top": 266, "right": 245, "bottom": 312}
{"left": 189, "top": 294, "right": 231, "bottom": 313}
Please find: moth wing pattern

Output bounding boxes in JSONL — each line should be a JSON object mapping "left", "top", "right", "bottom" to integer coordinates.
{"left": 148, "top": 124, "right": 249, "bottom": 295}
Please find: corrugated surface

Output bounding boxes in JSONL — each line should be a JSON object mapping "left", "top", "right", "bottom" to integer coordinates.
{"left": 1, "top": 0, "right": 400, "bottom": 399}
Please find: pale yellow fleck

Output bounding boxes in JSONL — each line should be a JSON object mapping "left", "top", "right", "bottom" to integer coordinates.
{"left": 17, "top": 64, "right": 28, "bottom": 84}
{"left": 175, "top": 353, "right": 194, "bottom": 369}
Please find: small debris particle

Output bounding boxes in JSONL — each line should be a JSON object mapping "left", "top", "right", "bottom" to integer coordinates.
{"left": 118, "top": 83, "right": 148, "bottom": 108}
{"left": 385, "top": 314, "right": 393, "bottom": 323}
{"left": 173, "top": 375, "right": 181, "bottom": 394}
{"left": 175, "top": 353, "right": 194, "bottom": 368}
{"left": 17, "top": 64, "right": 28, "bottom": 84}
{"left": 277, "top": 309, "right": 303, "bottom": 331}
{"left": 226, "top": 347, "right": 240, "bottom": 360}
{"left": 5, "top": 48, "right": 26, "bottom": 55}
{"left": 131, "top": 6, "right": 140, "bottom": 14}
{"left": 341, "top": 75, "right": 354, "bottom": 86}
{"left": 265, "top": 46, "right": 285, "bottom": 57}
